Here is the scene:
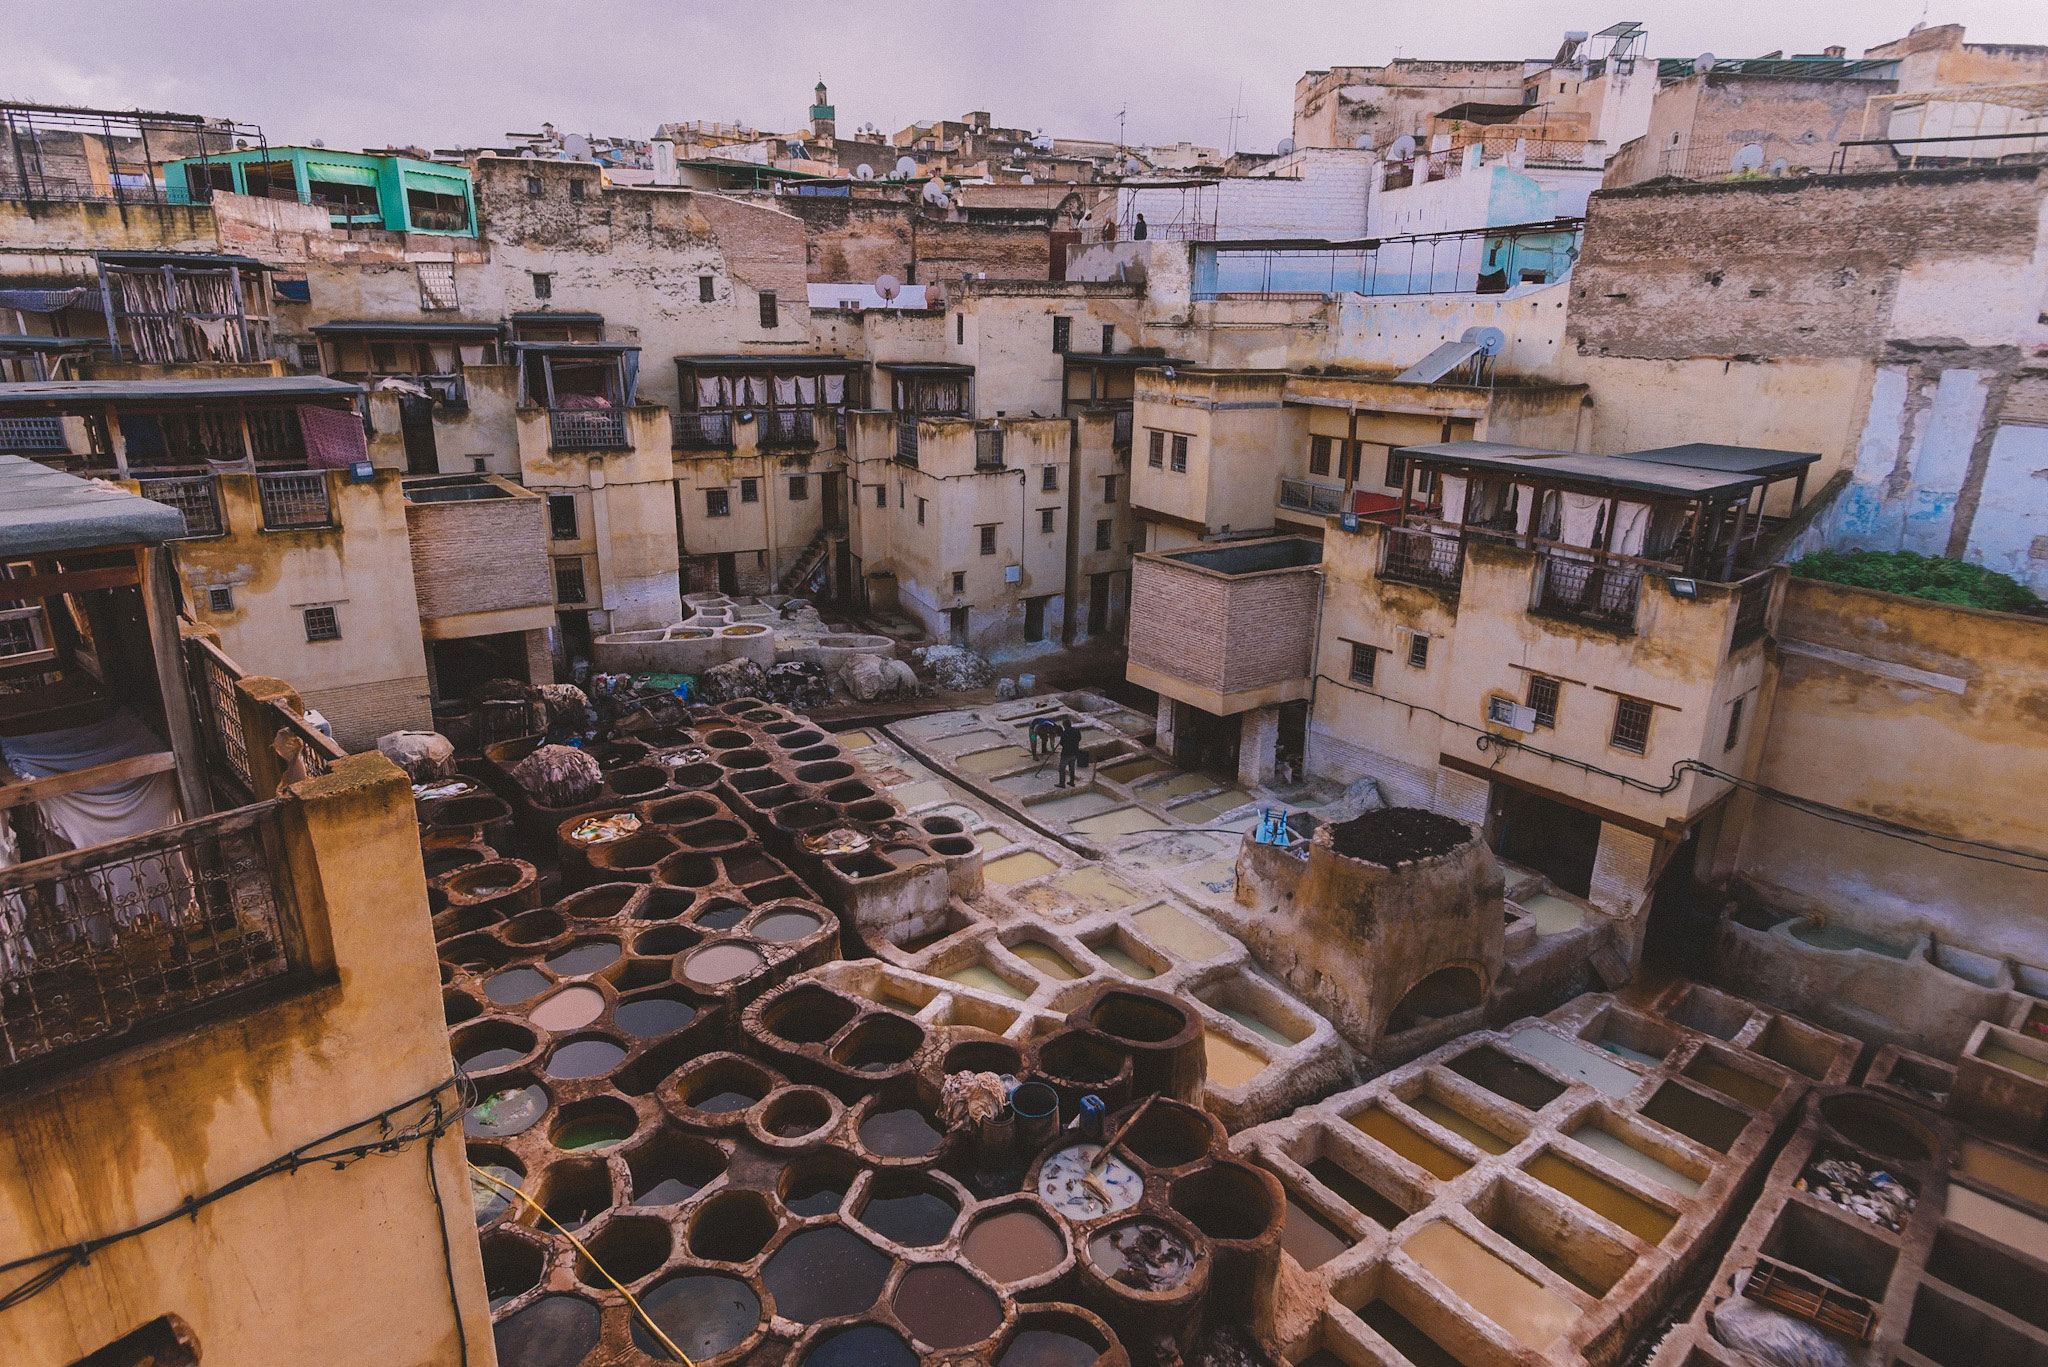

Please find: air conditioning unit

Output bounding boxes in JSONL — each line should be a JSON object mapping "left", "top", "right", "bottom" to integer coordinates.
{"left": 1487, "top": 696, "right": 1537, "bottom": 731}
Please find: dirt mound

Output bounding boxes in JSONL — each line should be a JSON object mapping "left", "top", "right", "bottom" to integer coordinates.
{"left": 1326, "top": 807, "right": 1469, "bottom": 866}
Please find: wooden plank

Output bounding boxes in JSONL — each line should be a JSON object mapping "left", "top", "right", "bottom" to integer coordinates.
{"left": 0, "top": 799, "right": 279, "bottom": 887}
{"left": 0, "top": 751, "right": 177, "bottom": 810}
{"left": 0, "top": 564, "right": 141, "bottom": 604}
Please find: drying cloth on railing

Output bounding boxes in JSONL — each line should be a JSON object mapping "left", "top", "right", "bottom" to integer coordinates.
{"left": 555, "top": 392, "right": 612, "bottom": 410}
{"left": 1437, "top": 473, "right": 1467, "bottom": 524}
{"left": 0, "top": 287, "right": 92, "bottom": 314}
{"left": 1559, "top": 491, "right": 1606, "bottom": 554}
{"left": 1611, "top": 502, "right": 1652, "bottom": 557}
{"left": 0, "top": 709, "right": 181, "bottom": 866}
{"left": 774, "top": 375, "right": 800, "bottom": 405}
{"left": 298, "top": 404, "right": 368, "bottom": 469}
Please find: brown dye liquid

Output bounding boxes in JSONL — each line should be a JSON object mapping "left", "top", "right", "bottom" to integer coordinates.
{"left": 1088, "top": 1221, "right": 1195, "bottom": 1289}
{"left": 1683, "top": 1057, "right": 1782, "bottom": 1110}
{"left": 1409, "top": 1096, "right": 1512, "bottom": 1155}
{"left": 1525, "top": 1153, "right": 1675, "bottom": 1244}
{"left": 684, "top": 943, "right": 763, "bottom": 986}
{"left": 1641, "top": 1083, "right": 1748, "bottom": 1153}
{"left": 859, "top": 1107, "right": 942, "bottom": 1157}
{"left": 1281, "top": 1194, "right": 1352, "bottom": 1269}
{"left": 750, "top": 910, "right": 822, "bottom": 942}
{"left": 1402, "top": 1221, "right": 1575, "bottom": 1353}
{"left": 1013, "top": 941, "right": 1082, "bottom": 980}
{"left": 529, "top": 986, "right": 605, "bottom": 1032}
{"left": 963, "top": 1209, "right": 1065, "bottom": 1283}
{"left": 892, "top": 1263, "right": 1002, "bottom": 1350}
{"left": 1350, "top": 1107, "right": 1472, "bottom": 1181}
{"left": 998, "top": 1328, "right": 1102, "bottom": 1367}
{"left": 1352, "top": 1300, "right": 1466, "bottom": 1367}
{"left": 1307, "top": 1158, "right": 1409, "bottom": 1229}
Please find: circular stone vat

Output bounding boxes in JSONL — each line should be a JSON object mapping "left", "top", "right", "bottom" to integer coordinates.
{"left": 962, "top": 1204, "right": 1066, "bottom": 1285}
{"left": 762, "top": 1226, "right": 892, "bottom": 1324}
{"left": 444, "top": 862, "right": 529, "bottom": 902}
{"left": 824, "top": 781, "right": 876, "bottom": 803}
{"left": 919, "top": 815, "right": 965, "bottom": 836}
{"left": 606, "top": 764, "right": 667, "bottom": 796}
{"left": 670, "top": 762, "right": 723, "bottom": 790}
{"left": 616, "top": 991, "right": 697, "bottom": 1038}
{"left": 559, "top": 885, "right": 635, "bottom": 921}
{"left": 720, "top": 748, "right": 773, "bottom": 770}
{"left": 502, "top": 910, "right": 567, "bottom": 946}
{"left": 892, "top": 1263, "right": 1002, "bottom": 1350}
{"left": 424, "top": 847, "right": 486, "bottom": 878}
{"left": 775, "top": 801, "right": 838, "bottom": 831}
{"left": 996, "top": 1311, "right": 1116, "bottom": 1367}
{"left": 759, "top": 1087, "right": 837, "bottom": 1140}
{"left": 1326, "top": 807, "right": 1471, "bottom": 865}
{"left": 466, "top": 1082, "right": 548, "bottom": 1139}
{"left": 845, "top": 800, "right": 896, "bottom": 823}
{"left": 654, "top": 853, "right": 722, "bottom": 889}
{"left": 481, "top": 1228, "right": 546, "bottom": 1308}
{"left": 642, "top": 793, "right": 719, "bottom": 826}
{"left": 632, "top": 924, "right": 698, "bottom": 957}
{"left": 443, "top": 933, "right": 509, "bottom": 972}
{"left": 1169, "top": 1161, "right": 1278, "bottom": 1243}
{"left": 857, "top": 1102, "right": 944, "bottom": 1159}
{"left": 777, "top": 730, "right": 826, "bottom": 750}
{"left": 454, "top": 1020, "right": 538, "bottom": 1075}
{"left": 857, "top": 1176, "right": 959, "bottom": 1247}
{"left": 761, "top": 984, "right": 861, "bottom": 1044}
{"left": 574, "top": 1215, "right": 671, "bottom": 1286}
{"left": 672, "top": 1056, "right": 774, "bottom": 1119}
{"left": 589, "top": 832, "right": 679, "bottom": 873}
{"left": 529, "top": 985, "right": 605, "bottom": 1033}
{"left": 796, "top": 761, "right": 856, "bottom": 784}
{"left": 801, "top": 1324, "right": 918, "bottom": 1367}
{"left": 550, "top": 1097, "right": 639, "bottom": 1152}
{"left": 546, "top": 1036, "right": 627, "bottom": 1080}
{"left": 484, "top": 966, "right": 551, "bottom": 1005}
{"left": 530, "top": 1157, "right": 612, "bottom": 1232}
{"left": 930, "top": 837, "right": 976, "bottom": 857}
{"left": 943, "top": 1039, "right": 1025, "bottom": 1077}
{"left": 683, "top": 941, "right": 764, "bottom": 988}
{"left": 492, "top": 1294, "right": 600, "bottom": 1367}
{"left": 632, "top": 1273, "right": 762, "bottom": 1361}
{"left": 790, "top": 745, "right": 841, "bottom": 763}
{"left": 469, "top": 1149, "right": 526, "bottom": 1228}
{"left": 750, "top": 907, "right": 825, "bottom": 943}
{"left": 688, "top": 1189, "right": 779, "bottom": 1262}
{"left": 632, "top": 887, "right": 695, "bottom": 922}
{"left": 545, "top": 940, "right": 621, "bottom": 977}
{"left": 779, "top": 1151, "right": 861, "bottom": 1217}
{"left": 445, "top": 988, "right": 484, "bottom": 1026}
{"left": 626, "top": 1131, "right": 727, "bottom": 1207}
{"left": 1818, "top": 1093, "right": 1936, "bottom": 1161}
{"left": 832, "top": 1015, "right": 925, "bottom": 1074}
{"left": 705, "top": 729, "right": 752, "bottom": 750}
{"left": 429, "top": 793, "right": 511, "bottom": 829}
{"left": 692, "top": 899, "right": 749, "bottom": 931}
{"left": 1090, "top": 990, "right": 1187, "bottom": 1044}
{"left": 1121, "top": 1100, "right": 1216, "bottom": 1170}
{"left": 678, "top": 819, "right": 749, "bottom": 849}
{"left": 1088, "top": 1218, "right": 1198, "bottom": 1291}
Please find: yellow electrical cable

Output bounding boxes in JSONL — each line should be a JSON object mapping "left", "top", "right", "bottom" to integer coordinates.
{"left": 469, "top": 1162, "right": 695, "bottom": 1366}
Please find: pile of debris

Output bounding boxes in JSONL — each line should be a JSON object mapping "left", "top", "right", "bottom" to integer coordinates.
{"left": 1794, "top": 1153, "right": 1916, "bottom": 1233}
{"left": 912, "top": 643, "right": 994, "bottom": 691}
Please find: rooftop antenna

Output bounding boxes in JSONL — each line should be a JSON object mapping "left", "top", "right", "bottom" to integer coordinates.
{"left": 1117, "top": 103, "right": 1127, "bottom": 149}
{"left": 1223, "top": 84, "right": 1247, "bottom": 157}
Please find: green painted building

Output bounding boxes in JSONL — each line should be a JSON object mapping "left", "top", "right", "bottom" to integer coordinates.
{"left": 163, "top": 147, "right": 475, "bottom": 236}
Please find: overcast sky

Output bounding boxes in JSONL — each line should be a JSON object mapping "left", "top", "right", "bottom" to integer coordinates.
{"left": 4, "top": 1, "right": 2042, "bottom": 156}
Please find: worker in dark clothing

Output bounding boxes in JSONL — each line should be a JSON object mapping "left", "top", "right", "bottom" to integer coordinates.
{"left": 1132, "top": 213, "right": 1148, "bottom": 240}
{"left": 1056, "top": 719, "right": 1083, "bottom": 788}
{"left": 1030, "top": 716, "right": 1060, "bottom": 758}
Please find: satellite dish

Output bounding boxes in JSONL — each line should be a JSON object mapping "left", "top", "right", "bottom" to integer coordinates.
{"left": 854, "top": 163, "right": 875, "bottom": 180}
{"left": 1769, "top": 157, "right": 1789, "bottom": 177}
{"left": 1277, "top": 137, "right": 1296, "bottom": 155}
{"left": 1462, "top": 325, "right": 1508, "bottom": 356}
{"left": 875, "top": 273, "right": 902, "bottom": 302}
{"left": 1354, "top": 134, "right": 1375, "bottom": 150}
{"left": 1389, "top": 134, "right": 1417, "bottom": 160}
{"left": 1020, "top": 173, "right": 1035, "bottom": 184}
{"left": 1731, "top": 143, "right": 1765, "bottom": 173}
{"left": 922, "top": 176, "right": 950, "bottom": 206}
{"left": 1695, "top": 53, "right": 1717, "bottom": 72}
{"left": 894, "top": 155, "right": 918, "bottom": 177}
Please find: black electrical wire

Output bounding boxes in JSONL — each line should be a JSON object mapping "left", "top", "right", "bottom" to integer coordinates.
{"left": 0, "top": 1075, "right": 466, "bottom": 1319}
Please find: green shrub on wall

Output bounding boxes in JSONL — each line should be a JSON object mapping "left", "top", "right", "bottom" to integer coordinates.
{"left": 1790, "top": 550, "right": 2043, "bottom": 614}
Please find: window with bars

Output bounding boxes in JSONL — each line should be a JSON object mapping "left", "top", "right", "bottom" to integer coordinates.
{"left": 1407, "top": 634, "right": 1430, "bottom": 669}
{"left": 917, "top": 497, "right": 927, "bottom": 525}
{"left": 303, "top": 605, "right": 340, "bottom": 642}
{"left": 525, "top": 175, "right": 543, "bottom": 197}
{"left": 1096, "top": 518, "right": 1112, "bottom": 551}
{"left": 952, "top": 571, "right": 966, "bottom": 593}
{"left": 1724, "top": 696, "right": 1745, "bottom": 752}
{"left": 740, "top": 477, "right": 759, "bottom": 504}
{"left": 979, "top": 524, "right": 998, "bottom": 555}
{"left": 789, "top": 475, "right": 808, "bottom": 500}
{"left": 257, "top": 472, "right": 331, "bottom": 530}
{"left": 759, "top": 292, "right": 779, "bottom": 328}
{"left": 1042, "top": 465, "right": 1059, "bottom": 492}
{"left": 1040, "top": 508, "right": 1056, "bottom": 534}
{"left": 705, "top": 488, "right": 730, "bottom": 517}
{"left": 699, "top": 275, "right": 715, "bottom": 302}
{"left": 1147, "top": 430, "right": 1165, "bottom": 468}
{"left": 1349, "top": 642, "right": 1377, "bottom": 685}
{"left": 1525, "top": 674, "right": 1559, "bottom": 729}
{"left": 554, "top": 556, "right": 587, "bottom": 604}
{"left": 1052, "top": 316, "right": 1070, "bottom": 352}
{"left": 1170, "top": 434, "right": 1188, "bottom": 473}
{"left": 416, "top": 261, "right": 458, "bottom": 311}
{"left": 0, "top": 609, "right": 43, "bottom": 658}
{"left": 548, "top": 494, "right": 578, "bottom": 540}
{"left": 1102, "top": 475, "right": 1117, "bottom": 502}
{"left": 1611, "top": 696, "right": 1653, "bottom": 754}
{"left": 1101, "top": 323, "right": 1115, "bottom": 354}
{"left": 206, "top": 585, "right": 234, "bottom": 614}
{"left": 1309, "top": 435, "right": 1331, "bottom": 477}
{"left": 569, "top": 179, "right": 586, "bottom": 200}
{"left": 531, "top": 272, "right": 552, "bottom": 298}
{"left": 873, "top": 484, "right": 886, "bottom": 508}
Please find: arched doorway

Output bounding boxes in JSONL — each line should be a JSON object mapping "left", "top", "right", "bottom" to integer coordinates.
{"left": 1385, "top": 965, "right": 1485, "bottom": 1035}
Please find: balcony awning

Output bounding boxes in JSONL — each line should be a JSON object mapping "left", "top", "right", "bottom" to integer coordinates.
{"left": 0, "top": 453, "right": 185, "bottom": 555}
{"left": 875, "top": 361, "right": 976, "bottom": 375}
{"left": 1393, "top": 440, "right": 1816, "bottom": 501}
{"left": 676, "top": 354, "right": 864, "bottom": 370}
{"left": 0, "top": 376, "right": 363, "bottom": 414}
{"left": 313, "top": 320, "right": 502, "bottom": 338}
{"left": 96, "top": 250, "right": 270, "bottom": 272}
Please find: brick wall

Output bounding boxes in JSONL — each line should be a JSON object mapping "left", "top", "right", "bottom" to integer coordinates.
{"left": 1127, "top": 557, "right": 1318, "bottom": 696}
{"left": 782, "top": 198, "right": 1050, "bottom": 282}
{"left": 303, "top": 673, "right": 434, "bottom": 753}
{"left": 1589, "top": 823, "right": 1657, "bottom": 918}
{"left": 405, "top": 497, "right": 552, "bottom": 621}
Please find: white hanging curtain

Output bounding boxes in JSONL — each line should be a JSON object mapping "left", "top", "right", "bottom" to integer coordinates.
{"left": 1514, "top": 483, "right": 1536, "bottom": 535}
{"left": 773, "top": 375, "right": 800, "bottom": 406}
{"left": 822, "top": 374, "right": 845, "bottom": 405}
{"left": 1558, "top": 492, "right": 1606, "bottom": 557}
{"left": 697, "top": 376, "right": 727, "bottom": 408}
{"left": 794, "top": 375, "right": 818, "bottom": 405}
{"left": 739, "top": 375, "right": 767, "bottom": 407}
{"left": 1647, "top": 505, "right": 1689, "bottom": 561}
{"left": 1437, "top": 473, "right": 1467, "bottom": 523}
{"left": 1611, "top": 502, "right": 1652, "bottom": 557}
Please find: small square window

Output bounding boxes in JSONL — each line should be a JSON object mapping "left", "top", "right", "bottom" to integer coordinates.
{"left": 1042, "top": 465, "right": 1059, "bottom": 492}
{"left": 1611, "top": 696, "right": 1653, "bottom": 754}
{"left": 952, "top": 571, "right": 966, "bottom": 593}
{"left": 548, "top": 493, "right": 578, "bottom": 540}
{"left": 1040, "top": 507, "right": 1056, "bottom": 533}
{"left": 1052, "top": 316, "right": 1070, "bottom": 352}
{"left": 788, "top": 474, "right": 809, "bottom": 500}
{"left": 1095, "top": 518, "right": 1112, "bottom": 550}
{"left": 553, "top": 556, "right": 587, "bottom": 604}
{"left": 698, "top": 274, "right": 715, "bottom": 302}
{"left": 1408, "top": 634, "right": 1429, "bottom": 669}
{"left": 531, "top": 272, "right": 552, "bottom": 299}
{"left": 873, "top": 484, "right": 886, "bottom": 508}
{"left": 525, "top": 175, "right": 543, "bottom": 197}
{"left": 206, "top": 585, "right": 234, "bottom": 613}
{"left": 1147, "top": 430, "right": 1165, "bottom": 468}
{"left": 740, "top": 477, "right": 759, "bottom": 504}
{"left": 759, "top": 291, "right": 779, "bottom": 328}
{"left": 1170, "top": 434, "right": 1188, "bottom": 473}
{"left": 1101, "top": 323, "right": 1115, "bottom": 354}
{"left": 705, "top": 488, "right": 730, "bottom": 517}
{"left": 1526, "top": 674, "right": 1559, "bottom": 729}
{"left": 1724, "top": 696, "right": 1745, "bottom": 752}
{"left": 1385, "top": 448, "right": 1407, "bottom": 488}
{"left": 979, "top": 524, "right": 998, "bottom": 556}
{"left": 1102, "top": 474, "right": 1117, "bottom": 502}
{"left": 303, "top": 605, "right": 340, "bottom": 642}
{"left": 568, "top": 178, "right": 585, "bottom": 200}
{"left": 1349, "top": 642, "right": 1376, "bottom": 685}
{"left": 917, "top": 497, "right": 927, "bottom": 525}
{"left": 1309, "top": 435, "right": 1331, "bottom": 477}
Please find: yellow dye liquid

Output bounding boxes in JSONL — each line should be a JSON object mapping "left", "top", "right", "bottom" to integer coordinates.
{"left": 1204, "top": 1029, "right": 1268, "bottom": 1088}
{"left": 1349, "top": 1107, "right": 1471, "bottom": 1181}
{"left": 1525, "top": 1152, "right": 1675, "bottom": 1244}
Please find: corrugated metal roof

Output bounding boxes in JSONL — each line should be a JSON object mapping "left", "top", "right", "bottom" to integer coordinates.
{"left": 0, "top": 376, "right": 362, "bottom": 410}
{"left": 1625, "top": 443, "right": 1820, "bottom": 476}
{"left": 0, "top": 453, "right": 184, "bottom": 554}
{"left": 312, "top": 320, "right": 502, "bottom": 337}
{"left": 1393, "top": 440, "right": 1810, "bottom": 499}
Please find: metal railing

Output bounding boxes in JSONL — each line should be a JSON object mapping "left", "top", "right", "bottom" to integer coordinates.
{"left": 1534, "top": 553, "right": 1641, "bottom": 631}
{"left": 1279, "top": 477, "right": 1347, "bottom": 516}
{"left": 1731, "top": 571, "right": 1773, "bottom": 647}
{"left": 0, "top": 801, "right": 303, "bottom": 1071}
{"left": 256, "top": 471, "right": 332, "bottom": 530}
{"left": 0, "top": 416, "right": 69, "bottom": 452}
{"left": 895, "top": 416, "right": 919, "bottom": 467}
{"left": 760, "top": 409, "right": 815, "bottom": 449}
{"left": 673, "top": 411, "right": 733, "bottom": 449}
{"left": 138, "top": 475, "right": 225, "bottom": 539}
{"left": 1112, "top": 409, "right": 1133, "bottom": 448}
{"left": 549, "top": 407, "right": 628, "bottom": 451}
{"left": 974, "top": 427, "right": 1005, "bottom": 470}
{"left": 1380, "top": 526, "right": 1464, "bottom": 591}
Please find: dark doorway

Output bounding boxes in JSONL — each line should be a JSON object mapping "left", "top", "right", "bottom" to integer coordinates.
{"left": 1644, "top": 827, "right": 1709, "bottom": 975}
{"left": 1173, "top": 703, "right": 1240, "bottom": 778}
{"left": 1489, "top": 783, "right": 1601, "bottom": 896}
{"left": 1024, "top": 595, "right": 1049, "bottom": 643}
{"left": 1277, "top": 700, "right": 1308, "bottom": 783}
{"left": 823, "top": 472, "right": 844, "bottom": 530}
{"left": 557, "top": 610, "right": 593, "bottom": 676}
{"left": 715, "top": 552, "right": 739, "bottom": 595}
{"left": 949, "top": 606, "right": 969, "bottom": 646}
{"left": 1087, "top": 571, "right": 1111, "bottom": 635}
{"left": 398, "top": 393, "right": 438, "bottom": 474}
{"left": 432, "top": 632, "right": 532, "bottom": 702}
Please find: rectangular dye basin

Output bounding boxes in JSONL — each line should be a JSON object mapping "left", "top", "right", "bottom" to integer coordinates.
{"left": 1791, "top": 919, "right": 1912, "bottom": 959}
{"left": 1681, "top": 1052, "right": 1783, "bottom": 1110}
{"left": 1308, "top": 1156, "right": 1411, "bottom": 1229}
{"left": 1350, "top": 1107, "right": 1472, "bottom": 1182}
{"left": 1169, "top": 790, "right": 1255, "bottom": 824}
{"left": 1401, "top": 1221, "right": 1576, "bottom": 1353}
{"left": 1053, "top": 866, "right": 1144, "bottom": 908}
{"left": 1135, "top": 770, "right": 1215, "bottom": 801}
{"left": 957, "top": 744, "right": 1032, "bottom": 774}
{"left": 1976, "top": 1039, "right": 2048, "bottom": 1081}
{"left": 1031, "top": 789, "right": 1118, "bottom": 821}
{"left": 1100, "top": 756, "right": 1172, "bottom": 784}
{"left": 1349, "top": 1299, "right": 1465, "bottom": 1367}
{"left": 984, "top": 850, "right": 1059, "bottom": 885}
{"left": 1525, "top": 1151, "right": 1676, "bottom": 1244}
{"left": 1197, "top": 982, "right": 1308, "bottom": 1048}
{"left": 1069, "top": 806, "right": 1160, "bottom": 839}
{"left": 1506, "top": 1027, "right": 1643, "bottom": 1099}
{"left": 1947, "top": 1186, "right": 2048, "bottom": 1261}
{"left": 1407, "top": 1095, "right": 1513, "bottom": 1156}
{"left": 1083, "top": 934, "right": 1160, "bottom": 981}
{"left": 1515, "top": 891, "right": 1585, "bottom": 936}
{"left": 1567, "top": 1121, "right": 1702, "bottom": 1196}
{"left": 1132, "top": 905, "right": 1231, "bottom": 961}
{"left": 1204, "top": 1029, "right": 1270, "bottom": 1088}
{"left": 837, "top": 730, "right": 877, "bottom": 749}
{"left": 1478, "top": 1179, "right": 1636, "bottom": 1297}
{"left": 1281, "top": 1193, "right": 1354, "bottom": 1270}
{"left": 1640, "top": 1082, "right": 1750, "bottom": 1153}
{"left": 1447, "top": 1046, "right": 1569, "bottom": 1111}
{"left": 945, "top": 962, "right": 1030, "bottom": 1000}
{"left": 1957, "top": 1139, "right": 2048, "bottom": 1209}
{"left": 889, "top": 780, "right": 950, "bottom": 808}
{"left": 1009, "top": 940, "right": 1083, "bottom": 981}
